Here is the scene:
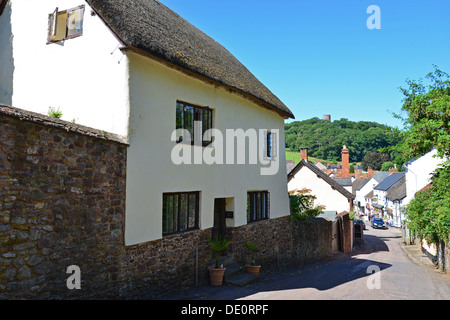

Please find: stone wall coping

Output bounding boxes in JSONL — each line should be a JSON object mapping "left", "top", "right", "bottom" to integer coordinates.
{"left": 0, "top": 104, "right": 129, "bottom": 146}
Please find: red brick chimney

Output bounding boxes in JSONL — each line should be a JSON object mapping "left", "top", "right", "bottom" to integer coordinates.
{"left": 389, "top": 164, "right": 398, "bottom": 174}
{"left": 341, "top": 145, "right": 349, "bottom": 178}
{"left": 300, "top": 147, "right": 308, "bottom": 162}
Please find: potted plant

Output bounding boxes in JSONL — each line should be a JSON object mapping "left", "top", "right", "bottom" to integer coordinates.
{"left": 208, "top": 236, "right": 232, "bottom": 286}
{"left": 245, "top": 241, "right": 261, "bottom": 275}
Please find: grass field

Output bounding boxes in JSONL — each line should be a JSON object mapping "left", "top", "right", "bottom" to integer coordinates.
{"left": 285, "top": 148, "right": 323, "bottom": 164}
{"left": 285, "top": 148, "right": 361, "bottom": 167}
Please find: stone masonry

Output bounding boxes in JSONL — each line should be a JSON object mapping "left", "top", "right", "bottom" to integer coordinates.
{"left": 0, "top": 104, "right": 351, "bottom": 299}
{"left": 0, "top": 105, "right": 128, "bottom": 299}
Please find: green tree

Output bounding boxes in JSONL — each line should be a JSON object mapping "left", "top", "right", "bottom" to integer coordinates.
{"left": 289, "top": 188, "right": 325, "bottom": 221}
{"left": 284, "top": 117, "right": 400, "bottom": 162}
{"left": 361, "top": 152, "right": 391, "bottom": 171}
{"left": 399, "top": 66, "right": 450, "bottom": 245}
{"left": 380, "top": 161, "right": 395, "bottom": 171}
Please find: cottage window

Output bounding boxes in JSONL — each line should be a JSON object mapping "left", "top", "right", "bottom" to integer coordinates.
{"left": 47, "top": 5, "right": 85, "bottom": 44}
{"left": 163, "top": 192, "right": 199, "bottom": 235}
{"left": 176, "top": 101, "right": 213, "bottom": 146}
{"left": 247, "top": 191, "right": 269, "bottom": 223}
{"left": 264, "top": 130, "right": 277, "bottom": 159}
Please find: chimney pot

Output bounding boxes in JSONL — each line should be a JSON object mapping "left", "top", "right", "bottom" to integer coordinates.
{"left": 300, "top": 147, "right": 308, "bottom": 162}
{"left": 341, "top": 145, "right": 350, "bottom": 178}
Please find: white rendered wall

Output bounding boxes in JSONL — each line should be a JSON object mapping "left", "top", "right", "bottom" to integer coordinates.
{"left": 124, "top": 51, "right": 290, "bottom": 246}
{"left": 5, "top": 0, "right": 129, "bottom": 137}
{"left": 404, "top": 149, "right": 444, "bottom": 205}
{"left": 355, "top": 180, "right": 371, "bottom": 212}
{"left": 288, "top": 166, "right": 351, "bottom": 214}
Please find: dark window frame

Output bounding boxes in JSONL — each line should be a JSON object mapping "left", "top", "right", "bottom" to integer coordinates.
{"left": 176, "top": 101, "right": 213, "bottom": 147}
{"left": 162, "top": 191, "right": 200, "bottom": 236}
{"left": 266, "top": 131, "right": 273, "bottom": 158}
{"left": 247, "top": 191, "right": 270, "bottom": 223}
{"left": 47, "top": 5, "right": 85, "bottom": 44}
{"left": 263, "top": 130, "right": 277, "bottom": 160}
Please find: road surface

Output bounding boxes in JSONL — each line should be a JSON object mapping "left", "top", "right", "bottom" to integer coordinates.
{"left": 161, "top": 226, "right": 450, "bottom": 300}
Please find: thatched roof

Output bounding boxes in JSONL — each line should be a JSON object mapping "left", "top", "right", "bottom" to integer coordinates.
{"left": 86, "top": 0, "right": 294, "bottom": 119}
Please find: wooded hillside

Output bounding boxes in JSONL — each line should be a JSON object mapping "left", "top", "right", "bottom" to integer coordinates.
{"left": 285, "top": 117, "right": 401, "bottom": 163}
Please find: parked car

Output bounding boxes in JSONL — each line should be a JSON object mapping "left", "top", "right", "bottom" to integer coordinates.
{"left": 354, "top": 218, "right": 366, "bottom": 230}
{"left": 371, "top": 218, "right": 386, "bottom": 229}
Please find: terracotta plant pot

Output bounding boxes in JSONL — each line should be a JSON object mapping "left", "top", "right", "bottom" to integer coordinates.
{"left": 246, "top": 265, "right": 261, "bottom": 275}
{"left": 209, "top": 267, "right": 226, "bottom": 286}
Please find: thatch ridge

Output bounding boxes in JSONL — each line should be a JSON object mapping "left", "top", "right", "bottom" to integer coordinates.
{"left": 86, "top": 0, "right": 294, "bottom": 119}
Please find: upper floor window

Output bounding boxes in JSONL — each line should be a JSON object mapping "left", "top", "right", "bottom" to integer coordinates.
{"left": 176, "top": 101, "right": 213, "bottom": 147}
{"left": 264, "top": 130, "right": 277, "bottom": 160}
{"left": 47, "top": 5, "right": 85, "bottom": 44}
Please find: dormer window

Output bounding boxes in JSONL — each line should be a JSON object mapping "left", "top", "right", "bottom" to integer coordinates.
{"left": 47, "top": 5, "right": 85, "bottom": 44}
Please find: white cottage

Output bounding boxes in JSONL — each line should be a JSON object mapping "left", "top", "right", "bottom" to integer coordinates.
{"left": 0, "top": 0, "right": 294, "bottom": 246}
{"left": 403, "top": 148, "right": 446, "bottom": 206}
{"left": 287, "top": 159, "right": 355, "bottom": 214}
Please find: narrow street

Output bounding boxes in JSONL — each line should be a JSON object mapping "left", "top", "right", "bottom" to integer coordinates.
{"left": 162, "top": 225, "right": 450, "bottom": 300}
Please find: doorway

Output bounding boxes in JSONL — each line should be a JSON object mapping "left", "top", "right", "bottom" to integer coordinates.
{"left": 212, "top": 198, "right": 226, "bottom": 241}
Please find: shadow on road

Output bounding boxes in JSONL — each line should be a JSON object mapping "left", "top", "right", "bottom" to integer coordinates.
{"left": 159, "top": 227, "right": 394, "bottom": 300}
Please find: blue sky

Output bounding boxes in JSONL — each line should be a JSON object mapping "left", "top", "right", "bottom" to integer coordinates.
{"left": 159, "top": 0, "right": 450, "bottom": 129}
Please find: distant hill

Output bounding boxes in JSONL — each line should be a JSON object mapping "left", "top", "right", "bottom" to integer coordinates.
{"left": 285, "top": 117, "right": 401, "bottom": 163}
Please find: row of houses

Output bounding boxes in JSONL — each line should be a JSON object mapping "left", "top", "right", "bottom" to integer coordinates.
{"left": 287, "top": 146, "right": 446, "bottom": 233}
{"left": 1, "top": 0, "right": 445, "bottom": 298}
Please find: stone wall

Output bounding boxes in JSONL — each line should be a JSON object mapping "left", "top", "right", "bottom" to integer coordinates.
{"left": 119, "top": 229, "right": 212, "bottom": 298}
{"left": 0, "top": 105, "right": 350, "bottom": 299}
{"left": 226, "top": 216, "right": 293, "bottom": 272}
{"left": 291, "top": 218, "right": 334, "bottom": 266}
{"left": 0, "top": 105, "right": 128, "bottom": 299}
{"left": 227, "top": 216, "right": 335, "bottom": 274}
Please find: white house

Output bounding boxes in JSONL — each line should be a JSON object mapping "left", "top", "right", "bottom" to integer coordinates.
{"left": 403, "top": 148, "right": 445, "bottom": 206}
{"left": 402, "top": 148, "right": 446, "bottom": 257}
{"left": 0, "top": 0, "right": 294, "bottom": 246}
{"left": 288, "top": 159, "right": 355, "bottom": 214}
{"left": 372, "top": 172, "right": 405, "bottom": 221}
{"left": 354, "top": 172, "right": 389, "bottom": 217}
{"left": 352, "top": 178, "right": 370, "bottom": 215}
{"left": 385, "top": 177, "right": 406, "bottom": 227}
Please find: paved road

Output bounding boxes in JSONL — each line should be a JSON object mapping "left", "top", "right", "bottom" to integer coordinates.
{"left": 161, "top": 226, "right": 450, "bottom": 300}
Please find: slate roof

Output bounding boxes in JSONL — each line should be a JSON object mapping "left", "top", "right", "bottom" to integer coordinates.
{"left": 371, "top": 172, "right": 390, "bottom": 183}
{"left": 386, "top": 176, "right": 406, "bottom": 201}
{"left": 288, "top": 160, "right": 355, "bottom": 200}
{"left": 352, "top": 178, "right": 370, "bottom": 195}
{"left": 86, "top": 0, "right": 294, "bottom": 119}
{"left": 334, "top": 178, "right": 353, "bottom": 186}
{"left": 373, "top": 172, "right": 405, "bottom": 191}
{"left": 286, "top": 162, "right": 296, "bottom": 175}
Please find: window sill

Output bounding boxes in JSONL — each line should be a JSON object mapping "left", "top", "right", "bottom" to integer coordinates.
{"left": 176, "top": 141, "right": 214, "bottom": 148}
